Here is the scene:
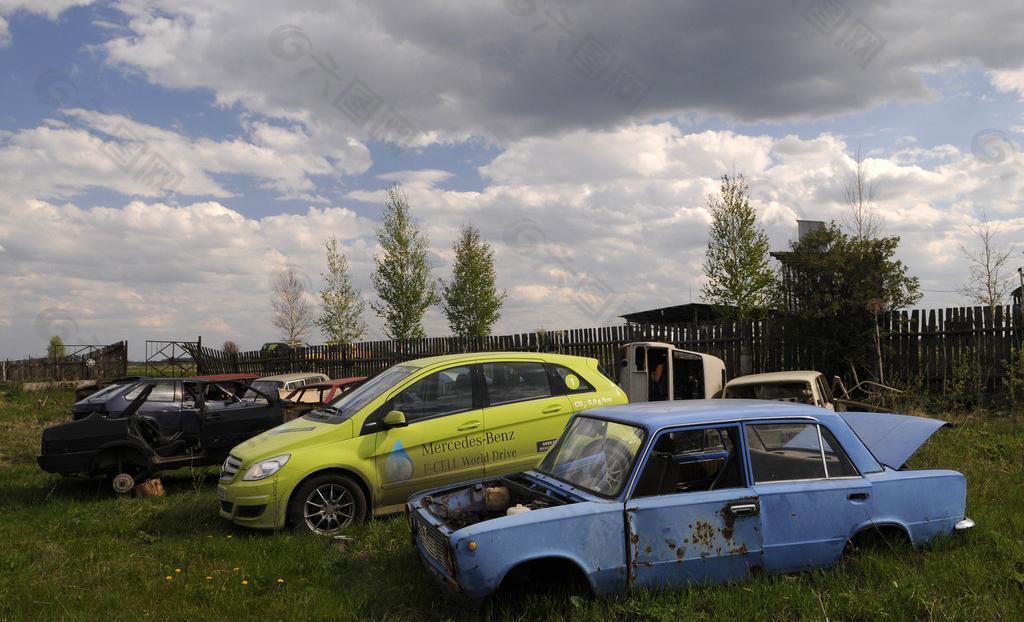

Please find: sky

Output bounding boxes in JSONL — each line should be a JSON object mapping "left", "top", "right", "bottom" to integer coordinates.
{"left": 1, "top": 0, "right": 1024, "bottom": 359}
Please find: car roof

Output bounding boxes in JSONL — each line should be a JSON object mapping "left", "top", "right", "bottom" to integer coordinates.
{"left": 585, "top": 399, "right": 835, "bottom": 431}
{"left": 398, "top": 351, "right": 596, "bottom": 369}
{"left": 301, "top": 377, "right": 368, "bottom": 388}
{"left": 725, "top": 370, "right": 823, "bottom": 385}
{"left": 256, "top": 373, "right": 329, "bottom": 382}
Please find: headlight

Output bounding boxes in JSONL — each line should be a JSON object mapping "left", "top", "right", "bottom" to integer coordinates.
{"left": 242, "top": 454, "right": 290, "bottom": 481}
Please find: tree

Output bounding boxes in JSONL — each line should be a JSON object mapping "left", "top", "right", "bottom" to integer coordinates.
{"left": 47, "top": 335, "right": 65, "bottom": 360}
{"left": 222, "top": 340, "right": 240, "bottom": 355}
{"left": 317, "top": 238, "right": 367, "bottom": 345}
{"left": 701, "top": 173, "right": 774, "bottom": 318}
{"left": 959, "top": 216, "right": 1015, "bottom": 312}
{"left": 440, "top": 225, "right": 506, "bottom": 337}
{"left": 271, "top": 265, "right": 316, "bottom": 347}
{"left": 370, "top": 185, "right": 437, "bottom": 340}
{"left": 843, "top": 146, "right": 883, "bottom": 239}
{"left": 775, "top": 223, "right": 921, "bottom": 381}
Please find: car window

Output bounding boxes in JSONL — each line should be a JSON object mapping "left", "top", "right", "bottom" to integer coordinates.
{"left": 633, "top": 426, "right": 743, "bottom": 497}
{"left": 550, "top": 365, "right": 595, "bottom": 395}
{"left": 393, "top": 365, "right": 474, "bottom": 423}
{"left": 538, "top": 416, "right": 646, "bottom": 498}
{"left": 746, "top": 423, "right": 827, "bottom": 482}
{"left": 820, "top": 426, "right": 858, "bottom": 477}
{"left": 124, "top": 381, "right": 176, "bottom": 403}
{"left": 483, "top": 361, "right": 551, "bottom": 405}
{"left": 724, "top": 381, "right": 815, "bottom": 404}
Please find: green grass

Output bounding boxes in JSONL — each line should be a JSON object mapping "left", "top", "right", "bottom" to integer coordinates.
{"left": 1, "top": 389, "right": 1022, "bottom": 621}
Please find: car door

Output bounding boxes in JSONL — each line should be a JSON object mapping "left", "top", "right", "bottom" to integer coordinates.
{"left": 480, "top": 361, "right": 574, "bottom": 474}
{"left": 371, "top": 364, "right": 485, "bottom": 507}
{"left": 745, "top": 421, "right": 870, "bottom": 572}
{"left": 124, "top": 380, "right": 180, "bottom": 436}
{"left": 625, "top": 424, "right": 764, "bottom": 589}
{"left": 199, "top": 383, "right": 283, "bottom": 452}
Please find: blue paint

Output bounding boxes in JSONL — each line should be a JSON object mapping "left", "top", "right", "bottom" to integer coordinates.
{"left": 408, "top": 401, "right": 972, "bottom": 598}
{"left": 385, "top": 440, "right": 415, "bottom": 483}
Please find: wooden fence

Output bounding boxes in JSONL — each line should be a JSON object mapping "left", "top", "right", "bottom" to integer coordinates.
{"left": 189, "top": 304, "right": 1023, "bottom": 395}
{"left": 1, "top": 342, "right": 129, "bottom": 383}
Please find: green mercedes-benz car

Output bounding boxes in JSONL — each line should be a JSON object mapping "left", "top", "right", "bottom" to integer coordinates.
{"left": 217, "top": 352, "right": 626, "bottom": 534}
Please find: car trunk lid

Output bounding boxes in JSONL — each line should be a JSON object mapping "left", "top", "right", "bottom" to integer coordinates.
{"left": 838, "top": 411, "right": 950, "bottom": 469}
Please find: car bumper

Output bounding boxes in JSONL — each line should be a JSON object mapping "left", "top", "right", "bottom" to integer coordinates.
{"left": 37, "top": 452, "right": 92, "bottom": 474}
{"left": 217, "top": 476, "right": 289, "bottom": 530}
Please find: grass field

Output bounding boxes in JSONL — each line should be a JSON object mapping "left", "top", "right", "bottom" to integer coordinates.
{"left": 1, "top": 388, "right": 1022, "bottom": 621}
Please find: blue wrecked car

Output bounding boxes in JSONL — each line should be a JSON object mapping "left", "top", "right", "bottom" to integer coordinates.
{"left": 407, "top": 400, "right": 973, "bottom": 598}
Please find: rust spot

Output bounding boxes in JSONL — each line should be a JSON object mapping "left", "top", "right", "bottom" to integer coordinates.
{"left": 691, "top": 520, "right": 716, "bottom": 549}
{"left": 730, "top": 544, "right": 749, "bottom": 555}
{"left": 721, "top": 502, "right": 737, "bottom": 540}
{"left": 666, "top": 540, "right": 676, "bottom": 550}
{"left": 676, "top": 547, "right": 685, "bottom": 560}
{"left": 630, "top": 533, "right": 640, "bottom": 544}
{"left": 644, "top": 546, "right": 652, "bottom": 554}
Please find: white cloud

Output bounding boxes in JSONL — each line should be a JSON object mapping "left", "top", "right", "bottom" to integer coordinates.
{"left": 3, "top": 123, "right": 1024, "bottom": 358}
{"left": 0, "top": 109, "right": 371, "bottom": 200}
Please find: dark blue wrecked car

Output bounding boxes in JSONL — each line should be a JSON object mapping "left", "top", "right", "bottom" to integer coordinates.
{"left": 408, "top": 400, "right": 973, "bottom": 598}
{"left": 39, "top": 379, "right": 283, "bottom": 492}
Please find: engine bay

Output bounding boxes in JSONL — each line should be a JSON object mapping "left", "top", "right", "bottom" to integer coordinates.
{"left": 416, "top": 474, "right": 578, "bottom": 530}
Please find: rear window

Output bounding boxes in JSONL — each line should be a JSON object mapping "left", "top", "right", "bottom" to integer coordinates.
{"left": 550, "top": 365, "right": 595, "bottom": 395}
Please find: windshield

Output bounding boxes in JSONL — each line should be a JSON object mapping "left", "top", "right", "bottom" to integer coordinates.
{"left": 537, "top": 416, "right": 646, "bottom": 498}
{"left": 724, "top": 381, "right": 814, "bottom": 404}
{"left": 245, "top": 380, "right": 282, "bottom": 399}
{"left": 304, "top": 365, "right": 417, "bottom": 422}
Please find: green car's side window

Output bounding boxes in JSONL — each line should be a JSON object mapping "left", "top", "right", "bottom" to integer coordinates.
{"left": 392, "top": 365, "right": 475, "bottom": 423}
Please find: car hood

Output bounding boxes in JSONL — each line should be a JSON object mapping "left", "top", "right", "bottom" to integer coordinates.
{"left": 231, "top": 416, "right": 352, "bottom": 462}
{"left": 839, "top": 411, "right": 950, "bottom": 469}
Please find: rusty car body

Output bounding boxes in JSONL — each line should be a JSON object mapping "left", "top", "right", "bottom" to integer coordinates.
{"left": 281, "top": 377, "right": 367, "bottom": 420}
{"left": 407, "top": 400, "right": 972, "bottom": 598}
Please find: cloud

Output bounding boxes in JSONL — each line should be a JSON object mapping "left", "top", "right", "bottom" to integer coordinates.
{"left": 96, "top": 1, "right": 1024, "bottom": 144}
{"left": 3, "top": 122, "right": 1024, "bottom": 358}
{"left": 0, "top": 0, "right": 94, "bottom": 46}
{"left": 0, "top": 109, "right": 371, "bottom": 200}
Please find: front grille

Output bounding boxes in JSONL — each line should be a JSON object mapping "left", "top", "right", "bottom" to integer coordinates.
{"left": 417, "top": 514, "right": 454, "bottom": 576}
{"left": 236, "top": 504, "right": 266, "bottom": 519}
{"left": 220, "top": 455, "right": 242, "bottom": 481}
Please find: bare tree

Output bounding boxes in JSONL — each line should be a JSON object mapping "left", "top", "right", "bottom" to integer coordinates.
{"left": 843, "top": 146, "right": 883, "bottom": 239}
{"left": 271, "top": 266, "right": 316, "bottom": 347}
{"left": 959, "top": 217, "right": 1015, "bottom": 311}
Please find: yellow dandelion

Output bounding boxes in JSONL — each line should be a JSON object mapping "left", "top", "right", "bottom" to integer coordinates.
{"left": 241, "top": 580, "right": 249, "bottom": 586}
{"left": 227, "top": 535, "right": 233, "bottom": 539}
{"left": 206, "top": 576, "right": 213, "bottom": 581}
{"left": 233, "top": 567, "right": 240, "bottom": 571}
{"left": 164, "top": 576, "right": 173, "bottom": 581}
{"left": 276, "top": 578, "right": 284, "bottom": 584}
{"left": 175, "top": 568, "right": 182, "bottom": 574}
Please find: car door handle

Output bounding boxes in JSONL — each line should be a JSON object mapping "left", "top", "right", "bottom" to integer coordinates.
{"left": 848, "top": 492, "right": 869, "bottom": 502}
{"left": 541, "top": 405, "right": 564, "bottom": 414}
{"left": 457, "top": 421, "right": 481, "bottom": 432}
{"left": 727, "top": 502, "right": 759, "bottom": 516}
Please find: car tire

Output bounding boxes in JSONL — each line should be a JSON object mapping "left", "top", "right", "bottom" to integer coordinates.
{"left": 288, "top": 473, "right": 367, "bottom": 535}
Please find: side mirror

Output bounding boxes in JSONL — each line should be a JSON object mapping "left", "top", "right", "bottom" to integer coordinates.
{"left": 382, "top": 410, "right": 408, "bottom": 428}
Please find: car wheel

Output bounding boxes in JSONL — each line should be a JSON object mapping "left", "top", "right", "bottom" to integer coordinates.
{"left": 288, "top": 474, "right": 367, "bottom": 535}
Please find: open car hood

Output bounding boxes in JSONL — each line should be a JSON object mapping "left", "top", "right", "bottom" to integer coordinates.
{"left": 839, "top": 411, "right": 950, "bottom": 469}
